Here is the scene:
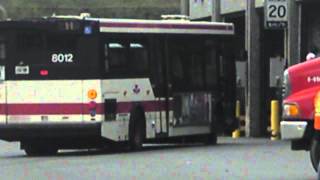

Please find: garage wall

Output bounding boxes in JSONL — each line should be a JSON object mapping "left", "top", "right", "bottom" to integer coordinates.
{"left": 1, "top": 0, "right": 180, "bottom": 19}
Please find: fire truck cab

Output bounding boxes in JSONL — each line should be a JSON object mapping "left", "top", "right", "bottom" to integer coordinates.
{"left": 281, "top": 57, "right": 320, "bottom": 171}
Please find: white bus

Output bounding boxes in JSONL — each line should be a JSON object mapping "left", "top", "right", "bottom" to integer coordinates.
{"left": 0, "top": 14, "right": 237, "bottom": 156}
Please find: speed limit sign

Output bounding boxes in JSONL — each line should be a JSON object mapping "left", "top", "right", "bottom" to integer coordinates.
{"left": 265, "top": 0, "right": 288, "bottom": 29}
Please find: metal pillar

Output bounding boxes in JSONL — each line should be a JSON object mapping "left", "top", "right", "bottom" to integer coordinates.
{"left": 287, "top": 0, "right": 301, "bottom": 65}
{"left": 212, "top": 0, "right": 221, "bottom": 22}
{"left": 180, "top": 0, "right": 189, "bottom": 16}
{"left": 245, "top": 0, "right": 262, "bottom": 137}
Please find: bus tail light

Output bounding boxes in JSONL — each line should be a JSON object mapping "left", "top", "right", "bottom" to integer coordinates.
{"left": 283, "top": 103, "right": 300, "bottom": 118}
{"left": 40, "top": 70, "right": 48, "bottom": 76}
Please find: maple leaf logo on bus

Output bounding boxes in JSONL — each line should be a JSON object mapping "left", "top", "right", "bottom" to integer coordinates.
{"left": 133, "top": 84, "right": 141, "bottom": 94}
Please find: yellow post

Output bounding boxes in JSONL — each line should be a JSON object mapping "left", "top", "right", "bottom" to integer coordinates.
{"left": 270, "top": 100, "right": 280, "bottom": 140}
{"left": 232, "top": 100, "right": 241, "bottom": 139}
{"left": 236, "top": 100, "right": 241, "bottom": 118}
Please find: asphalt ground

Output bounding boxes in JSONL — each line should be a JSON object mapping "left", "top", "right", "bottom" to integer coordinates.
{"left": 0, "top": 137, "right": 315, "bottom": 180}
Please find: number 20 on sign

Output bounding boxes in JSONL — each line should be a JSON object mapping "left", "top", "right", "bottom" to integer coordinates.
{"left": 265, "top": 0, "right": 288, "bottom": 29}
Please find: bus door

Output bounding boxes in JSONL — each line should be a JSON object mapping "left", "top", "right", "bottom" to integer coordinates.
{"left": 166, "top": 37, "right": 211, "bottom": 136}
{"left": 0, "top": 34, "right": 6, "bottom": 124}
{"left": 150, "top": 36, "right": 168, "bottom": 137}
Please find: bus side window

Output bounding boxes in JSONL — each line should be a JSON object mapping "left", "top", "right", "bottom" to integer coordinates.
{"left": 129, "top": 42, "right": 149, "bottom": 74}
{"left": 171, "top": 53, "right": 184, "bottom": 89}
{"left": 105, "top": 42, "right": 127, "bottom": 73}
{"left": 104, "top": 43, "right": 109, "bottom": 71}
{"left": 190, "top": 53, "right": 204, "bottom": 88}
{"left": 205, "top": 48, "right": 218, "bottom": 88}
{"left": 0, "top": 41, "right": 5, "bottom": 61}
{"left": 104, "top": 41, "right": 149, "bottom": 76}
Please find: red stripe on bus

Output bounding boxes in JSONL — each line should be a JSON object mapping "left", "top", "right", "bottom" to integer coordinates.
{"left": 0, "top": 101, "right": 172, "bottom": 115}
{"left": 5, "top": 103, "right": 91, "bottom": 115}
{"left": 100, "top": 22, "right": 233, "bottom": 31}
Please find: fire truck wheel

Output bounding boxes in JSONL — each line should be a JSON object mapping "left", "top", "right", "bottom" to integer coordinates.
{"left": 129, "top": 109, "right": 145, "bottom": 151}
{"left": 310, "top": 139, "right": 320, "bottom": 172}
{"left": 24, "top": 144, "right": 58, "bottom": 156}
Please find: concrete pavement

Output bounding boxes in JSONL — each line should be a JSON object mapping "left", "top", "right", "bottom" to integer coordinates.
{"left": 0, "top": 137, "right": 315, "bottom": 180}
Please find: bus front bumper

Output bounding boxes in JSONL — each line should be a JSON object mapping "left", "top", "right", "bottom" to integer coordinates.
{"left": 280, "top": 121, "right": 308, "bottom": 140}
{"left": 0, "top": 123, "right": 101, "bottom": 141}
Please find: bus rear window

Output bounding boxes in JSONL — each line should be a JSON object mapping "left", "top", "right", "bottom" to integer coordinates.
{"left": 47, "top": 34, "right": 78, "bottom": 51}
{"left": 17, "top": 32, "right": 44, "bottom": 51}
{"left": 14, "top": 32, "right": 79, "bottom": 66}
{"left": 7, "top": 31, "right": 100, "bottom": 80}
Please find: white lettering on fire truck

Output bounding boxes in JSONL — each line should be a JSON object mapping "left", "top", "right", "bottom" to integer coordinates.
{"left": 307, "top": 76, "right": 320, "bottom": 83}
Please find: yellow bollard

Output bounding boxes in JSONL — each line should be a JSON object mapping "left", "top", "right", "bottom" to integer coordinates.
{"left": 270, "top": 100, "right": 280, "bottom": 140}
{"left": 232, "top": 129, "right": 241, "bottom": 138}
{"left": 232, "top": 100, "right": 241, "bottom": 139}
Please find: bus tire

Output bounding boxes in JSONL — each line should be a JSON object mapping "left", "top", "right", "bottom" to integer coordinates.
{"left": 310, "top": 138, "right": 320, "bottom": 172}
{"left": 24, "top": 144, "right": 58, "bottom": 156}
{"left": 129, "top": 108, "right": 145, "bottom": 151}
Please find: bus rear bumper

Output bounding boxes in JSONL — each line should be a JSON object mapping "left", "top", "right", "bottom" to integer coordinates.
{"left": 280, "top": 121, "right": 308, "bottom": 140}
{"left": 0, "top": 123, "right": 101, "bottom": 141}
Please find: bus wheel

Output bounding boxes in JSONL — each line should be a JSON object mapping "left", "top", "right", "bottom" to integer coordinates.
{"left": 310, "top": 138, "right": 320, "bottom": 172}
{"left": 129, "top": 110, "right": 145, "bottom": 151}
{"left": 24, "top": 144, "right": 58, "bottom": 156}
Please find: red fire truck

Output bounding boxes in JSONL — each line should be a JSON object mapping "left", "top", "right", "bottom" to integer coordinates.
{"left": 281, "top": 58, "right": 320, "bottom": 171}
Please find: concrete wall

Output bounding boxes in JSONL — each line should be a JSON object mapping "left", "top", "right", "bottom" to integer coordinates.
{"left": 1, "top": 0, "right": 180, "bottom": 19}
{"left": 189, "top": 0, "right": 212, "bottom": 19}
{"left": 188, "top": 0, "right": 265, "bottom": 19}
{"left": 220, "top": 0, "right": 264, "bottom": 14}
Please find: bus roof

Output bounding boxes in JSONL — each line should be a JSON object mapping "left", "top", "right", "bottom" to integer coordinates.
{"left": 89, "top": 18, "right": 234, "bottom": 35}
{"left": 0, "top": 14, "right": 234, "bottom": 36}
